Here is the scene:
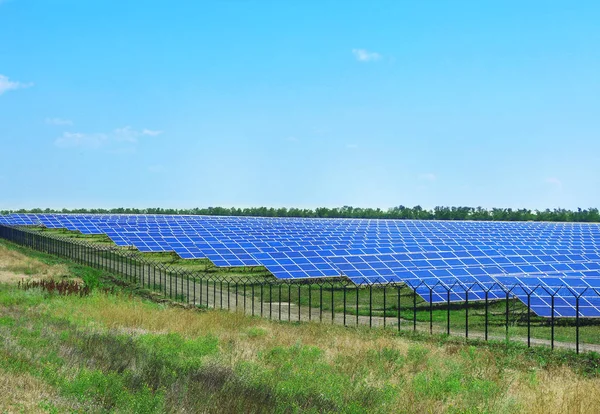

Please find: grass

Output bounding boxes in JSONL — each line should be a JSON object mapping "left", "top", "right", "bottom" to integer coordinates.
{"left": 1, "top": 242, "right": 600, "bottom": 412}
{"left": 5, "top": 229, "right": 600, "bottom": 348}
{"left": 1, "top": 281, "right": 600, "bottom": 413}
{"left": 234, "top": 282, "right": 600, "bottom": 345}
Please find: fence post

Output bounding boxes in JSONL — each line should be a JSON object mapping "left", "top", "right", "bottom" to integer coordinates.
{"left": 527, "top": 293, "right": 531, "bottom": 348}
{"left": 243, "top": 282, "right": 247, "bottom": 314}
{"left": 309, "top": 284, "right": 312, "bottom": 321}
{"left": 288, "top": 283, "right": 292, "bottom": 321}
{"left": 447, "top": 290, "right": 451, "bottom": 335}
{"left": 383, "top": 286, "right": 387, "bottom": 329}
{"left": 485, "top": 290, "right": 489, "bottom": 341}
{"left": 260, "top": 283, "right": 263, "bottom": 316}
{"left": 343, "top": 284, "right": 347, "bottom": 327}
{"left": 465, "top": 290, "right": 469, "bottom": 339}
{"left": 298, "top": 284, "right": 301, "bottom": 322}
{"left": 319, "top": 284, "right": 323, "bottom": 322}
{"left": 204, "top": 278, "right": 208, "bottom": 306}
{"left": 576, "top": 297, "right": 580, "bottom": 354}
{"left": 429, "top": 288, "right": 433, "bottom": 335}
{"left": 356, "top": 286, "right": 360, "bottom": 327}
{"left": 369, "top": 285, "right": 373, "bottom": 328}
{"left": 251, "top": 284, "right": 255, "bottom": 316}
{"left": 551, "top": 294, "right": 555, "bottom": 350}
{"left": 505, "top": 291, "right": 510, "bottom": 341}
{"left": 397, "top": 286, "right": 401, "bottom": 332}
{"left": 235, "top": 281, "right": 238, "bottom": 311}
{"left": 331, "top": 284, "right": 335, "bottom": 324}
{"left": 413, "top": 292, "right": 417, "bottom": 332}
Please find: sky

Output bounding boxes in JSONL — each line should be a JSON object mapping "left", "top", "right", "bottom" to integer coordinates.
{"left": 1, "top": 0, "right": 599, "bottom": 211}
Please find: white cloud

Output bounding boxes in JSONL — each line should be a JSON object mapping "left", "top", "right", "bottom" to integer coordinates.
{"left": 546, "top": 177, "right": 562, "bottom": 188}
{"left": 141, "top": 129, "right": 163, "bottom": 136}
{"left": 0, "top": 74, "right": 33, "bottom": 95}
{"left": 54, "top": 126, "right": 161, "bottom": 149}
{"left": 352, "top": 49, "right": 381, "bottom": 62}
{"left": 46, "top": 117, "right": 73, "bottom": 126}
{"left": 113, "top": 126, "right": 141, "bottom": 143}
{"left": 54, "top": 132, "right": 107, "bottom": 149}
{"left": 419, "top": 173, "right": 437, "bottom": 182}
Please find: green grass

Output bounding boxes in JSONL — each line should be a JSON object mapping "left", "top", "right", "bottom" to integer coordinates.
{"left": 230, "top": 281, "right": 600, "bottom": 345}
{"left": 5, "top": 230, "right": 600, "bottom": 348}
{"left": 1, "top": 240, "right": 600, "bottom": 412}
{"left": 1, "top": 283, "right": 600, "bottom": 413}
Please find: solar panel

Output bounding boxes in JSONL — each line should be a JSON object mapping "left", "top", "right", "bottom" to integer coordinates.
{"left": 2, "top": 213, "right": 600, "bottom": 317}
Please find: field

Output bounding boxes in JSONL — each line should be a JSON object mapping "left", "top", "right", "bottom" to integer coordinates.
{"left": 16, "top": 227, "right": 600, "bottom": 351}
{"left": 1, "top": 239, "right": 600, "bottom": 413}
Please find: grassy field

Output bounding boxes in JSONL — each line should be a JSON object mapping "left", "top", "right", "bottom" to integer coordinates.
{"left": 1, "top": 239, "right": 600, "bottom": 412}
{"left": 14, "top": 227, "right": 600, "bottom": 347}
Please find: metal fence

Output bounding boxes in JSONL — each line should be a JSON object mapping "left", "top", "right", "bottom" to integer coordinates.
{"left": 1, "top": 224, "right": 599, "bottom": 354}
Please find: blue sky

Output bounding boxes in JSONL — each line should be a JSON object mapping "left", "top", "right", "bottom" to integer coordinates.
{"left": 1, "top": 1, "right": 599, "bottom": 210}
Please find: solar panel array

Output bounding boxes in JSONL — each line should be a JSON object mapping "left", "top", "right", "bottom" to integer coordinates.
{"left": 2, "top": 213, "right": 600, "bottom": 317}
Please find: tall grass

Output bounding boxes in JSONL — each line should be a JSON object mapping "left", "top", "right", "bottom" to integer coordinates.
{"left": 1, "top": 284, "right": 599, "bottom": 413}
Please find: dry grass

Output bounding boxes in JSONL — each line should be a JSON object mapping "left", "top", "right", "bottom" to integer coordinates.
{"left": 0, "top": 368, "right": 71, "bottom": 413}
{"left": 519, "top": 367, "right": 600, "bottom": 414}
{"left": 47, "top": 294, "right": 600, "bottom": 413}
{"left": 0, "top": 244, "right": 69, "bottom": 283}
{"left": 2, "top": 242, "right": 599, "bottom": 413}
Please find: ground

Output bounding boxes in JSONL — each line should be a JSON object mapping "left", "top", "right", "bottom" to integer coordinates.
{"left": 1, "top": 240, "right": 600, "bottom": 413}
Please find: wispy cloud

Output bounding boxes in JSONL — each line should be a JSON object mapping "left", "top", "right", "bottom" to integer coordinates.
{"left": 419, "top": 173, "right": 437, "bottom": 182}
{"left": 346, "top": 143, "right": 359, "bottom": 149}
{"left": 54, "top": 132, "right": 107, "bottom": 149}
{"left": 45, "top": 117, "right": 73, "bottom": 126}
{"left": 0, "top": 74, "right": 33, "bottom": 95}
{"left": 54, "top": 126, "right": 162, "bottom": 149}
{"left": 141, "top": 129, "right": 163, "bottom": 136}
{"left": 352, "top": 49, "right": 381, "bottom": 62}
{"left": 546, "top": 177, "right": 562, "bottom": 188}
{"left": 286, "top": 136, "right": 299, "bottom": 142}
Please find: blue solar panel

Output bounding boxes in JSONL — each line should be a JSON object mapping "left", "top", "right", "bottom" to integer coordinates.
{"left": 2, "top": 213, "right": 600, "bottom": 317}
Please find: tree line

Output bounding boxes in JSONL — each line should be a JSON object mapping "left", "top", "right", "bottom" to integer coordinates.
{"left": 1, "top": 206, "right": 600, "bottom": 222}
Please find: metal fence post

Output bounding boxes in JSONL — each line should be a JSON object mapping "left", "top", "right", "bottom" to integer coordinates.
{"left": 447, "top": 290, "right": 451, "bottom": 335}
{"left": 576, "top": 296, "right": 580, "bottom": 354}
{"left": 383, "top": 286, "right": 387, "bottom": 329}
{"left": 343, "top": 284, "right": 347, "bottom": 327}
{"left": 397, "top": 286, "right": 401, "bottom": 331}
{"left": 551, "top": 294, "right": 555, "bottom": 350}
{"left": 465, "top": 290, "right": 469, "bottom": 339}
{"left": 369, "top": 285, "right": 373, "bottom": 328}
{"left": 298, "top": 284, "right": 301, "bottom": 322}
{"left": 413, "top": 292, "right": 417, "bottom": 332}
{"left": 527, "top": 293, "right": 531, "bottom": 348}
{"left": 429, "top": 288, "right": 433, "bottom": 335}
{"left": 485, "top": 290, "right": 489, "bottom": 341}
{"left": 331, "top": 284, "right": 335, "bottom": 324}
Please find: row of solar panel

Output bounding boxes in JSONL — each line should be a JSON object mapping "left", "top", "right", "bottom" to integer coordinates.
{"left": 2, "top": 214, "right": 600, "bottom": 318}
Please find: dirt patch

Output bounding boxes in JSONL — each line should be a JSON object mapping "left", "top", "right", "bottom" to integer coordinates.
{"left": 0, "top": 245, "right": 69, "bottom": 284}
